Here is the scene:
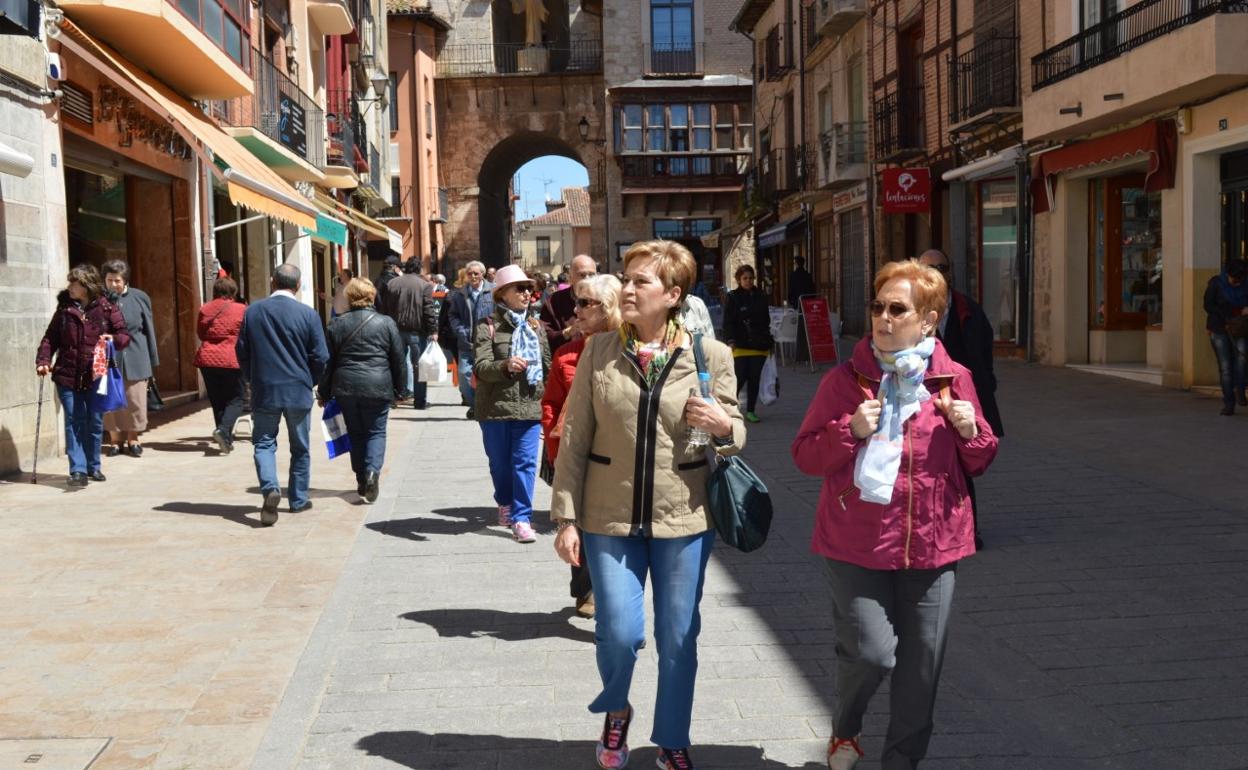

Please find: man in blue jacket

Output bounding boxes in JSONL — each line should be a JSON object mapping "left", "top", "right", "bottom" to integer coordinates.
{"left": 448, "top": 259, "right": 494, "bottom": 418}
{"left": 236, "top": 263, "right": 329, "bottom": 526}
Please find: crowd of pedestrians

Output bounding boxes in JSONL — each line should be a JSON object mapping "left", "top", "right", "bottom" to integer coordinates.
{"left": 34, "top": 243, "right": 1008, "bottom": 770}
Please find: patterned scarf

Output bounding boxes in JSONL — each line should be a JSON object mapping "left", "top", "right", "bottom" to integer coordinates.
{"left": 853, "top": 337, "right": 937, "bottom": 504}
{"left": 621, "top": 317, "right": 682, "bottom": 387}
{"left": 506, "top": 307, "right": 543, "bottom": 386}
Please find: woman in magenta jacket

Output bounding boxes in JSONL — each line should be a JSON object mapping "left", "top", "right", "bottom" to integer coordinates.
{"left": 195, "top": 276, "right": 247, "bottom": 454}
{"left": 792, "top": 259, "right": 998, "bottom": 770}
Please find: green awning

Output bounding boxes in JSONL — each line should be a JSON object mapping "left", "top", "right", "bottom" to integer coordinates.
{"left": 305, "top": 213, "right": 348, "bottom": 247}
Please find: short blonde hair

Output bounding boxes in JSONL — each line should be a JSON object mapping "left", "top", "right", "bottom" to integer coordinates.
{"left": 345, "top": 277, "right": 377, "bottom": 308}
{"left": 874, "top": 259, "right": 948, "bottom": 329}
{"left": 576, "top": 273, "right": 624, "bottom": 331}
{"left": 622, "top": 240, "right": 697, "bottom": 299}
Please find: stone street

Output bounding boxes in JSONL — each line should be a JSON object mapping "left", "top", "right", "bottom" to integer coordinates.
{"left": 2, "top": 360, "right": 1246, "bottom": 769}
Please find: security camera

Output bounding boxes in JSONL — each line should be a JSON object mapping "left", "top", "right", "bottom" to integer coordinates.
{"left": 47, "top": 52, "right": 66, "bottom": 82}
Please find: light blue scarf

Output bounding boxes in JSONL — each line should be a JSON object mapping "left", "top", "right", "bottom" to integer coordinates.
{"left": 506, "top": 307, "right": 543, "bottom": 386}
{"left": 853, "top": 337, "right": 936, "bottom": 504}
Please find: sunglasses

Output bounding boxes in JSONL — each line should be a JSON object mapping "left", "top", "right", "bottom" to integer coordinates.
{"left": 575, "top": 297, "right": 602, "bottom": 308}
{"left": 511, "top": 285, "right": 533, "bottom": 294}
{"left": 869, "top": 300, "right": 915, "bottom": 319}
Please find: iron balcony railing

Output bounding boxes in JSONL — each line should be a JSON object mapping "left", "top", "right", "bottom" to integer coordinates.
{"left": 758, "top": 146, "right": 805, "bottom": 199}
{"left": 619, "top": 152, "right": 750, "bottom": 187}
{"left": 1032, "top": 0, "right": 1248, "bottom": 89}
{"left": 325, "top": 89, "right": 361, "bottom": 173}
{"left": 950, "top": 34, "right": 1019, "bottom": 124}
{"left": 834, "top": 120, "right": 867, "bottom": 167}
{"left": 436, "top": 38, "right": 603, "bottom": 77}
{"left": 377, "top": 185, "right": 410, "bottom": 220}
{"left": 645, "top": 43, "right": 704, "bottom": 75}
{"left": 209, "top": 48, "right": 325, "bottom": 168}
{"left": 874, "top": 87, "right": 925, "bottom": 159}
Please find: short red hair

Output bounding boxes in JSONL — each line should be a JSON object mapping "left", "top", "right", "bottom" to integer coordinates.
{"left": 874, "top": 259, "right": 948, "bottom": 329}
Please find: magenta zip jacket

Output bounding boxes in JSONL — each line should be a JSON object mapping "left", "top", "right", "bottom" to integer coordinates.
{"left": 791, "top": 337, "right": 999, "bottom": 571}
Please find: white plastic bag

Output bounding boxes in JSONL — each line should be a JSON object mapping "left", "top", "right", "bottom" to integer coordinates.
{"left": 759, "top": 355, "right": 779, "bottom": 406}
{"left": 417, "top": 341, "right": 449, "bottom": 383}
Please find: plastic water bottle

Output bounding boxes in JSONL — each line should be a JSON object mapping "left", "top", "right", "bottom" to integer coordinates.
{"left": 687, "top": 371, "right": 714, "bottom": 447}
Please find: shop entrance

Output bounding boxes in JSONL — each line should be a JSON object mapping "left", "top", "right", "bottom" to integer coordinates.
{"left": 1086, "top": 173, "right": 1162, "bottom": 364}
{"left": 64, "top": 157, "right": 195, "bottom": 395}
{"left": 978, "top": 178, "right": 1019, "bottom": 343}
{"left": 1222, "top": 150, "right": 1248, "bottom": 265}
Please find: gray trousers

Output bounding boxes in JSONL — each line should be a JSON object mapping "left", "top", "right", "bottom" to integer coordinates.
{"left": 825, "top": 559, "right": 957, "bottom": 770}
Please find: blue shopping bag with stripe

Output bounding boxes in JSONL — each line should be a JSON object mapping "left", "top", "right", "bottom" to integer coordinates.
{"left": 320, "top": 398, "right": 350, "bottom": 459}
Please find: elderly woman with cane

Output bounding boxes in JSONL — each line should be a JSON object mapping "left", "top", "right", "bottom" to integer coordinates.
{"left": 791, "top": 259, "right": 998, "bottom": 770}
{"left": 36, "top": 264, "right": 131, "bottom": 487}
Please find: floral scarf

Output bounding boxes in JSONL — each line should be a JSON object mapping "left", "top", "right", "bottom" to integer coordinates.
{"left": 621, "top": 318, "right": 682, "bottom": 387}
{"left": 506, "top": 307, "right": 543, "bottom": 386}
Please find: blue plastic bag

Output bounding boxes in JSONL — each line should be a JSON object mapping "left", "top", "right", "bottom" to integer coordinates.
{"left": 90, "top": 341, "right": 127, "bottom": 413}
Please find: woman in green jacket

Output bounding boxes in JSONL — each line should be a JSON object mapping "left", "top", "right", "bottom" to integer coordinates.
{"left": 473, "top": 264, "right": 552, "bottom": 543}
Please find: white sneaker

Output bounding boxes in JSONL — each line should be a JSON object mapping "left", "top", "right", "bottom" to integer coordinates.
{"left": 826, "top": 736, "right": 863, "bottom": 770}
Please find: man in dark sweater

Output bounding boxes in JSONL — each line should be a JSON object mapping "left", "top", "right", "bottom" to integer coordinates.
{"left": 236, "top": 263, "right": 329, "bottom": 526}
{"left": 919, "top": 249, "right": 1004, "bottom": 548}
{"left": 381, "top": 260, "right": 438, "bottom": 409}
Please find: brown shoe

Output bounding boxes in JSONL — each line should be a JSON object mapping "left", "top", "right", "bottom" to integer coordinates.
{"left": 575, "top": 592, "right": 595, "bottom": 619}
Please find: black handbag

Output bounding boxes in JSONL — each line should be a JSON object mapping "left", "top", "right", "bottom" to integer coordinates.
{"left": 691, "top": 334, "right": 773, "bottom": 553}
{"left": 147, "top": 378, "right": 166, "bottom": 412}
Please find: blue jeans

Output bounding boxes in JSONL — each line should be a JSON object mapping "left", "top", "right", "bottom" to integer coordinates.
{"left": 335, "top": 396, "right": 390, "bottom": 485}
{"left": 480, "top": 419, "right": 540, "bottom": 523}
{"left": 251, "top": 406, "right": 311, "bottom": 508}
{"left": 404, "top": 332, "right": 428, "bottom": 407}
{"left": 57, "top": 384, "right": 103, "bottom": 474}
{"left": 582, "top": 529, "right": 716, "bottom": 749}
{"left": 457, "top": 350, "right": 475, "bottom": 407}
{"left": 1210, "top": 332, "right": 1248, "bottom": 408}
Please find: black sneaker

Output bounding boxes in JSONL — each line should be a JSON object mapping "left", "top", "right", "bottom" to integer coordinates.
{"left": 364, "top": 471, "right": 380, "bottom": 503}
{"left": 88, "top": 470, "right": 107, "bottom": 482}
{"left": 260, "top": 489, "right": 281, "bottom": 526}
{"left": 656, "top": 747, "right": 695, "bottom": 770}
{"left": 595, "top": 706, "right": 632, "bottom": 769}
{"left": 68, "top": 472, "right": 88, "bottom": 487}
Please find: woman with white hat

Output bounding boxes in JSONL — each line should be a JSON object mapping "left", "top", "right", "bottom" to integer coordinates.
{"left": 473, "top": 264, "right": 552, "bottom": 543}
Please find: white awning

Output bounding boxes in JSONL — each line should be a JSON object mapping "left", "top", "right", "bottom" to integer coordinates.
{"left": 941, "top": 145, "right": 1024, "bottom": 183}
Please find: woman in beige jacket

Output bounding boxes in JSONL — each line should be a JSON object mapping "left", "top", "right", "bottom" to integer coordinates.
{"left": 551, "top": 240, "right": 745, "bottom": 770}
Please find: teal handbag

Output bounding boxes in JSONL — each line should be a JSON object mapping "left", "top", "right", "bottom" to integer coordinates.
{"left": 692, "top": 335, "right": 773, "bottom": 553}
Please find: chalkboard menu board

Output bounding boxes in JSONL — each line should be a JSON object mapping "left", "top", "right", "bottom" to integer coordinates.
{"left": 279, "top": 94, "right": 307, "bottom": 159}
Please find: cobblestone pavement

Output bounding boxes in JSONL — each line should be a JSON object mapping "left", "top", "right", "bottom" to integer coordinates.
{"left": 251, "top": 361, "right": 1248, "bottom": 770}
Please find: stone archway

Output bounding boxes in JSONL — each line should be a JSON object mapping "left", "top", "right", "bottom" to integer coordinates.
{"left": 477, "top": 132, "right": 582, "bottom": 268}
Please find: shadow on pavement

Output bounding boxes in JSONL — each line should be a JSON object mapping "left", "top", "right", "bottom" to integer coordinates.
{"left": 399, "top": 607, "right": 594, "bottom": 644}
{"left": 367, "top": 507, "right": 503, "bottom": 541}
{"left": 245, "top": 486, "right": 356, "bottom": 501}
{"left": 355, "top": 731, "right": 826, "bottom": 769}
{"left": 142, "top": 439, "right": 215, "bottom": 454}
{"left": 154, "top": 501, "right": 265, "bottom": 528}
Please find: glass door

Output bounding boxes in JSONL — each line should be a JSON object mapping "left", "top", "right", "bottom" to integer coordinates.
{"left": 1090, "top": 174, "right": 1162, "bottom": 330}
{"left": 978, "top": 178, "right": 1019, "bottom": 342}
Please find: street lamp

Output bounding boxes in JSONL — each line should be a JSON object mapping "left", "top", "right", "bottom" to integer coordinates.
{"left": 578, "top": 116, "right": 590, "bottom": 141}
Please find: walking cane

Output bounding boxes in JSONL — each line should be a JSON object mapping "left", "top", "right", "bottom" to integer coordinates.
{"left": 31, "top": 376, "right": 45, "bottom": 484}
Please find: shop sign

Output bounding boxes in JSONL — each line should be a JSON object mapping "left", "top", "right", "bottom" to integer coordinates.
{"left": 832, "top": 182, "right": 868, "bottom": 210}
{"left": 800, "top": 296, "right": 839, "bottom": 365}
{"left": 881, "top": 168, "right": 930, "bottom": 214}
{"left": 279, "top": 94, "right": 308, "bottom": 159}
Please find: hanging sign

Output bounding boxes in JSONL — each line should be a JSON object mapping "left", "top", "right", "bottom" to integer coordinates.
{"left": 881, "top": 168, "right": 931, "bottom": 214}
{"left": 800, "top": 295, "right": 839, "bottom": 366}
{"left": 279, "top": 94, "right": 308, "bottom": 159}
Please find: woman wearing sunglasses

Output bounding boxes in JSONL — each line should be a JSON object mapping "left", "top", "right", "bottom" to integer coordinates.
{"left": 540, "top": 273, "right": 623, "bottom": 618}
{"left": 473, "top": 264, "right": 551, "bottom": 544}
{"left": 791, "top": 259, "right": 998, "bottom": 770}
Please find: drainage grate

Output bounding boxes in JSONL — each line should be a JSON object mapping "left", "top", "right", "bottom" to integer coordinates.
{"left": 0, "top": 738, "right": 111, "bottom": 770}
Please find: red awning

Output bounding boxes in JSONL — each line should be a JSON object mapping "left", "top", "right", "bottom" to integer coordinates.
{"left": 1031, "top": 119, "right": 1177, "bottom": 214}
